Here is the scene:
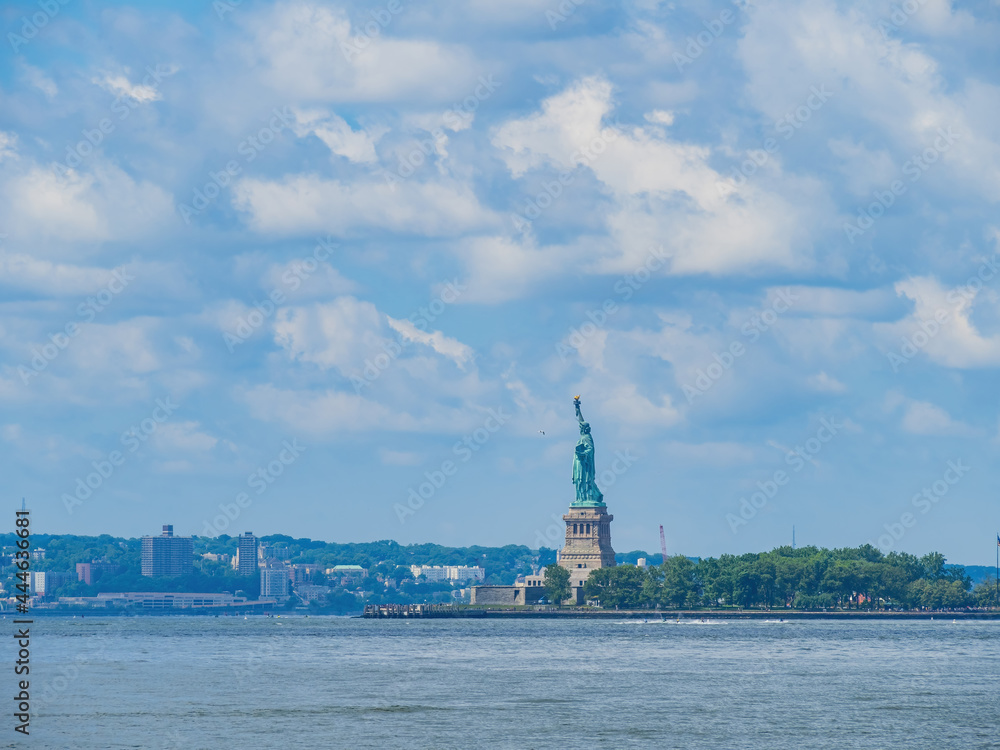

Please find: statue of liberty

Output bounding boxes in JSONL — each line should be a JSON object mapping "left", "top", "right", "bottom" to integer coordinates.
{"left": 571, "top": 396, "right": 605, "bottom": 507}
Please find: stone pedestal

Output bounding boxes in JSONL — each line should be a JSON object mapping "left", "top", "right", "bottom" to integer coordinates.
{"left": 559, "top": 505, "right": 615, "bottom": 592}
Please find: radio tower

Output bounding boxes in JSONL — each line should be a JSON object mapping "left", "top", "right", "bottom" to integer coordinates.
{"left": 659, "top": 525, "right": 668, "bottom": 565}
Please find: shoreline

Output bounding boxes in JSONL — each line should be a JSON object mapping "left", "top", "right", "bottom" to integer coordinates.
{"left": 12, "top": 607, "right": 1000, "bottom": 619}
{"left": 364, "top": 605, "right": 1000, "bottom": 620}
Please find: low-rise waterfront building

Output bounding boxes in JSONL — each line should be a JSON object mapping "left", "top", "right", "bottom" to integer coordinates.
{"left": 471, "top": 574, "right": 546, "bottom": 605}
{"left": 56, "top": 592, "right": 275, "bottom": 611}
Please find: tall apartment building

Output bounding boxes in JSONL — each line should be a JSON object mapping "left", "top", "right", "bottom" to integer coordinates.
{"left": 141, "top": 525, "right": 193, "bottom": 577}
{"left": 237, "top": 532, "right": 259, "bottom": 576}
{"left": 260, "top": 563, "right": 290, "bottom": 600}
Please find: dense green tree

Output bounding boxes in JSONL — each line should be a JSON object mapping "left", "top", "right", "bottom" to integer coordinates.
{"left": 703, "top": 558, "right": 729, "bottom": 606}
{"left": 543, "top": 564, "right": 570, "bottom": 605}
{"left": 583, "top": 565, "right": 648, "bottom": 608}
{"left": 972, "top": 576, "right": 998, "bottom": 607}
{"left": 908, "top": 579, "right": 970, "bottom": 609}
{"left": 658, "top": 556, "right": 700, "bottom": 608}
{"left": 921, "top": 552, "right": 947, "bottom": 580}
{"left": 641, "top": 565, "right": 663, "bottom": 605}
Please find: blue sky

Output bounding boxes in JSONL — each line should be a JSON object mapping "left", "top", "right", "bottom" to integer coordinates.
{"left": 2, "top": 0, "right": 1000, "bottom": 564}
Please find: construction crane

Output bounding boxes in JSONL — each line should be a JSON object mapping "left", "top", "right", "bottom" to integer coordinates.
{"left": 659, "top": 525, "right": 667, "bottom": 565}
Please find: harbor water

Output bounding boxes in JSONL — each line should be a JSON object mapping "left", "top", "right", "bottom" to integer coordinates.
{"left": 7, "top": 617, "right": 1000, "bottom": 749}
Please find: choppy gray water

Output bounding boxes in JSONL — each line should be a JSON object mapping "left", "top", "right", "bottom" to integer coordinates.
{"left": 4, "top": 616, "right": 1000, "bottom": 749}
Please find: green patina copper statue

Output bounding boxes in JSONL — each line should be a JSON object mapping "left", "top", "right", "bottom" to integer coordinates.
{"left": 571, "top": 396, "right": 605, "bottom": 507}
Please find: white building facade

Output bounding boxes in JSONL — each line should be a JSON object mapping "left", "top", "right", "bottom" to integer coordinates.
{"left": 260, "top": 565, "right": 290, "bottom": 600}
{"left": 409, "top": 565, "right": 485, "bottom": 582}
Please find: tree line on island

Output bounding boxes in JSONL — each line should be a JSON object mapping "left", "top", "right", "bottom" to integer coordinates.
{"left": 544, "top": 545, "right": 997, "bottom": 610}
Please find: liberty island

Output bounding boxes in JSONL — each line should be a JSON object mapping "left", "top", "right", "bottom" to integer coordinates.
{"left": 470, "top": 396, "right": 618, "bottom": 605}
